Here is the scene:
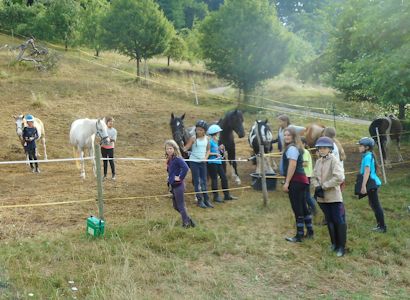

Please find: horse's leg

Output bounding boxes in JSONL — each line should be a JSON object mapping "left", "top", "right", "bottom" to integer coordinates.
{"left": 80, "top": 149, "right": 86, "bottom": 179}
{"left": 382, "top": 140, "right": 392, "bottom": 169}
{"left": 227, "top": 147, "right": 241, "bottom": 185}
{"left": 42, "top": 136, "right": 47, "bottom": 160}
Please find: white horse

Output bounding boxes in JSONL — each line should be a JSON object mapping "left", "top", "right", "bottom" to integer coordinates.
{"left": 13, "top": 114, "right": 48, "bottom": 161}
{"left": 70, "top": 118, "right": 110, "bottom": 179}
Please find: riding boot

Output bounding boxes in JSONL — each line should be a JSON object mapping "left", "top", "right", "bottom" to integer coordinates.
{"left": 224, "top": 191, "right": 238, "bottom": 200}
{"left": 327, "top": 222, "right": 337, "bottom": 251}
{"left": 204, "top": 199, "right": 214, "bottom": 208}
{"left": 213, "top": 193, "right": 223, "bottom": 203}
{"left": 335, "top": 223, "right": 347, "bottom": 257}
{"left": 285, "top": 216, "right": 304, "bottom": 243}
{"left": 197, "top": 197, "right": 207, "bottom": 209}
{"left": 304, "top": 215, "right": 314, "bottom": 238}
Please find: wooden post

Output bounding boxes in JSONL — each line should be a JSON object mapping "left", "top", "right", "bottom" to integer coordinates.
{"left": 191, "top": 77, "right": 199, "bottom": 105}
{"left": 256, "top": 127, "right": 268, "bottom": 207}
{"left": 94, "top": 143, "right": 104, "bottom": 220}
{"left": 332, "top": 103, "right": 337, "bottom": 130}
{"left": 375, "top": 128, "right": 387, "bottom": 184}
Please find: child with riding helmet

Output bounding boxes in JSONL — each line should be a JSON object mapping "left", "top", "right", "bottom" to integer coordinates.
{"left": 280, "top": 127, "right": 312, "bottom": 243}
{"left": 207, "top": 124, "right": 237, "bottom": 203}
{"left": 165, "top": 139, "right": 195, "bottom": 228}
{"left": 312, "top": 136, "right": 346, "bottom": 257}
{"left": 22, "top": 114, "right": 40, "bottom": 173}
{"left": 357, "top": 137, "right": 386, "bottom": 233}
{"left": 183, "top": 120, "right": 212, "bottom": 208}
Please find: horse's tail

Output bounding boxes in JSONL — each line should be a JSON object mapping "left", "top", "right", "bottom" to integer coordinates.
{"left": 73, "top": 147, "right": 80, "bottom": 169}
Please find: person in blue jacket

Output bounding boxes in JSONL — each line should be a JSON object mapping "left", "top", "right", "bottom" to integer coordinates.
{"left": 358, "top": 137, "right": 386, "bottom": 233}
{"left": 165, "top": 139, "right": 195, "bottom": 228}
{"left": 22, "top": 114, "right": 40, "bottom": 173}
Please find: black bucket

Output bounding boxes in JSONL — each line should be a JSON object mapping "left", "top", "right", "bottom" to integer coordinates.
{"left": 250, "top": 173, "right": 277, "bottom": 191}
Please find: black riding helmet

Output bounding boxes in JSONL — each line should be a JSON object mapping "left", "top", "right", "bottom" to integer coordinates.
{"left": 196, "top": 120, "right": 208, "bottom": 131}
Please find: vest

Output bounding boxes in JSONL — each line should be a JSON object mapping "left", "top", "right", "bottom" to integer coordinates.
{"left": 282, "top": 144, "right": 305, "bottom": 176}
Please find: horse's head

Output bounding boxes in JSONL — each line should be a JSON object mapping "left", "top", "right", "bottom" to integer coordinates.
{"left": 170, "top": 113, "right": 186, "bottom": 150}
{"left": 13, "top": 114, "right": 25, "bottom": 140}
{"left": 229, "top": 109, "right": 245, "bottom": 138}
{"left": 96, "top": 118, "right": 110, "bottom": 144}
{"left": 249, "top": 119, "right": 273, "bottom": 154}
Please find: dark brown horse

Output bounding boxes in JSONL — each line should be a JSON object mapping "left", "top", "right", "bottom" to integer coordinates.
{"left": 169, "top": 113, "right": 194, "bottom": 159}
{"left": 369, "top": 115, "right": 403, "bottom": 166}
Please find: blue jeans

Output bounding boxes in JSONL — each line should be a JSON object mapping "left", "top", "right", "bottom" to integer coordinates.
{"left": 190, "top": 161, "right": 209, "bottom": 201}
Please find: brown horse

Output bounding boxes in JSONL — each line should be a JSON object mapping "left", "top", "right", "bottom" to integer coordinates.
{"left": 304, "top": 123, "right": 346, "bottom": 161}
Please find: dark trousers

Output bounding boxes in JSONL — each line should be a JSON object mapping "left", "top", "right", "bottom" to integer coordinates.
{"left": 207, "top": 163, "right": 228, "bottom": 197}
{"left": 171, "top": 183, "right": 190, "bottom": 224}
{"left": 190, "top": 161, "right": 209, "bottom": 201}
{"left": 319, "top": 202, "right": 347, "bottom": 250}
{"left": 288, "top": 181, "right": 311, "bottom": 237}
{"left": 26, "top": 148, "right": 38, "bottom": 170}
{"left": 306, "top": 178, "right": 317, "bottom": 213}
{"left": 101, "top": 147, "right": 115, "bottom": 176}
{"left": 368, "top": 189, "right": 385, "bottom": 228}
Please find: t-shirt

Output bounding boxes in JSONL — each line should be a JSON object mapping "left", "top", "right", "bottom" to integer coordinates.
{"left": 208, "top": 139, "right": 222, "bottom": 165}
{"left": 101, "top": 127, "right": 117, "bottom": 149}
{"left": 189, "top": 136, "right": 208, "bottom": 162}
{"left": 360, "top": 152, "right": 381, "bottom": 187}
{"left": 302, "top": 149, "right": 313, "bottom": 177}
{"left": 22, "top": 126, "right": 38, "bottom": 150}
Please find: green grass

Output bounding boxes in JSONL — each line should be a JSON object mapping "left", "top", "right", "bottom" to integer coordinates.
{"left": 1, "top": 175, "right": 409, "bottom": 299}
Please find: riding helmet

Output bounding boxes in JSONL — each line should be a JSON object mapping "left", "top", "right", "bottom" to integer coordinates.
{"left": 315, "top": 136, "right": 334, "bottom": 149}
{"left": 358, "top": 137, "right": 375, "bottom": 148}
{"left": 25, "top": 114, "right": 34, "bottom": 122}
{"left": 195, "top": 120, "right": 208, "bottom": 131}
{"left": 207, "top": 124, "right": 223, "bottom": 135}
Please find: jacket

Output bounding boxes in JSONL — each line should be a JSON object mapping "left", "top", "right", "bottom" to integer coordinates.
{"left": 311, "top": 154, "right": 344, "bottom": 203}
{"left": 167, "top": 156, "right": 189, "bottom": 186}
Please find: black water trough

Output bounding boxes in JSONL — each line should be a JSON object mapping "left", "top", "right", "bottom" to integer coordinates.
{"left": 250, "top": 173, "right": 277, "bottom": 191}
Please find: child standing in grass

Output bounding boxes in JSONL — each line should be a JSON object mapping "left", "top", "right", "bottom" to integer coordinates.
{"left": 207, "top": 124, "right": 237, "bottom": 203}
{"left": 301, "top": 137, "right": 316, "bottom": 215}
{"left": 312, "top": 137, "right": 346, "bottom": 257}
{"left": 23, "top": 114, "right": 40, "bottom": 173}
{"left": 280, "top": 127, "right": 311, "bottom": 243}
{"left": 101, "top": 116, "right": 117, "bottom": 180}
{"left": 357, "top": 137, "right": 386, "bottom": 233}
{"left": 165, "top": 139, "right": 195, "bottom": 228}
{"left": 184, "top": 120, "right": 212, "bottom": 209}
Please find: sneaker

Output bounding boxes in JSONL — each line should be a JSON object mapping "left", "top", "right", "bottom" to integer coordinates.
{"left": 372, "top": 226, "right": 387, "bottom": 233}
{"left": 224, "top": 195, "right": 238, "bottom": 200}
{"left": 103, "top": 176, "right": 107, "bottom": 181}
{"left": 213, "top": 195, "right": 224, "bottom": 203}
{"left": 336, "top": 247, "right": 345, "bottom": 257}
{"left": 204, "top": 200, "right": 214, "bottom": 208}
{"left": 35, "top": 168, "right": 40, "bottom": 173}
{"left": 285, "top": 236, "right": 302, "bottom": 243}
{"left": 111, "top": 175, "right": 116, "bottom": 181}
{"left": 183, "top": 219, "right": 196, "bottom": 228}
{"left": 31, "top": 168, "right": 35, "bottom": 173}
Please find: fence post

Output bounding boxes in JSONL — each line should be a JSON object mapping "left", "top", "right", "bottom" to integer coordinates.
{"left": 375, "top": 128, "right": 387, "bottom": 184}
{"left": 191, "top": 77, "right": 199, "bottom": 105}
{"left": 332, "top": 103, "right": 337, "bottom": 129}
{"left": 94, "top": 143, "right": 104, "bottom": 220}
{"left": 256, "top": 127, "right": 268, "bottom": 207}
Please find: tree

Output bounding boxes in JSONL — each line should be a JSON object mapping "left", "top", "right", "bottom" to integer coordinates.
{"left": 326, "top": 0, "right": 410, "bottom": 119}
{"left": 78, "top": 0, "right": 108, "bottom": 57}
{"left": 156, "top": 0, "right": 186, "bottom": 29}
{"left": 41, "top": 0, "right": 81, "bottom": 50}
{"left": 199, "top": 0, "right": 291, "bottom": 107}
{"left": 164, "top": 34, "right": 187, "bottom": 66}
{"left": 102, "top": 0, "right": 174, "bottom": 77}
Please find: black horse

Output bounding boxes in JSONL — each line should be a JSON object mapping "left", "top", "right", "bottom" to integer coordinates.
{"left": 369, "top": 114, "right": 403, "bottom": 166}
{"left": 218, "top": 109, "right": 245, "bottom": 185}
{"left": 169, "top": 113, "right": 194, "bottom": 159}
{"left": 248, "top": 119, "right": 275, "bottom": 174}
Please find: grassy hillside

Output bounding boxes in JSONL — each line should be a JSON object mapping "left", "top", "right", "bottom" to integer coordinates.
{"left": 0, "top": 34, "right": 409, "bottom": 299}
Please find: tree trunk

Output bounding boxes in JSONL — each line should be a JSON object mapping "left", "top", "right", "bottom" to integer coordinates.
{"left": 398, "top": 102, "right": 406, "bottom": 120}
{"left": 136, "top": 57, "right": 140, "bottom": 78}
{"left": 95, "top": 48, "right": 99, "bottom": 57}
{"left": 167, "top": 56, "right": 170, "bottom": 66}
{"left": 64, "top": 39, "right": 68, "bottom": 51}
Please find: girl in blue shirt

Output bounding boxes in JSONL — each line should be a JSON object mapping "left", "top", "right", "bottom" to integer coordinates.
{"left": 207, "top": 124, "right": 237, "bottom": 203}
{"left": 358, "top": 137, "right": 386, "bottom": 233}
{"left": 165, "top": 139, "right": 195, "bottom": 228}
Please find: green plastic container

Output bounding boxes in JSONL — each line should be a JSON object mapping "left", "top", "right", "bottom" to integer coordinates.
{"left": 86, "top": 216, "right": 105, "bottom": 237}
